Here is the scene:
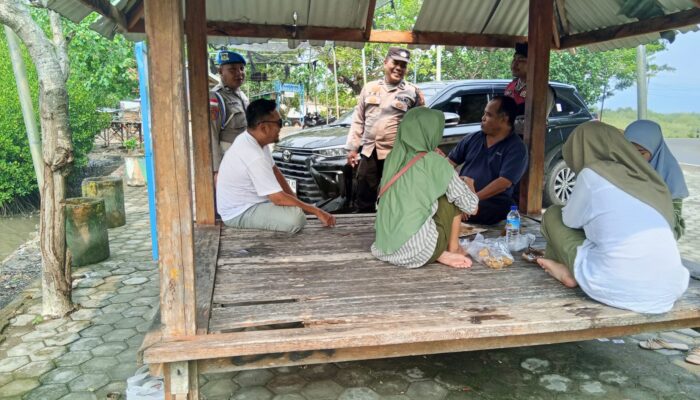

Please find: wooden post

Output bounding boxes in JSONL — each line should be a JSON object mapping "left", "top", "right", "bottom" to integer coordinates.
{"left": 143, "top": 0, "right": 198, "bottom": 397}
{"left": 186, "top": 0, "right": 216, "bottom": 225}
{"left": 519, "top": 0, "right": 553, "bottom": 215}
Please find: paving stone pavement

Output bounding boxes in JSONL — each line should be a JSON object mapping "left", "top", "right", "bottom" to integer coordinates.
{"left": 0, "top": 168, "right": 699, "bottom": 400}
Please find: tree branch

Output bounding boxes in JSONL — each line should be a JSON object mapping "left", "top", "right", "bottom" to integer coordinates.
{"left": 49, "top": 10, "right": 69, "bottom": 80}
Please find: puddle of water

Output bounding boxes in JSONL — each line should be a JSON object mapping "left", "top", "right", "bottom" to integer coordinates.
{"left": 0, "top": 214, "right": 39, "bottom": 262}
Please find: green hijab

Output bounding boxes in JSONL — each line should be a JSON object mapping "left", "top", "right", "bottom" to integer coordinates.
{"left": 374, "top": 107, "right": 456, "bottom": 253}
{"left": 563, "top": 121, "right": 678, "bottom": 236}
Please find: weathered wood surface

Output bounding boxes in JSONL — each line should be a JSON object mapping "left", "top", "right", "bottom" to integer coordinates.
{"left": 186, "top": 0, "right": 216, "bottom": 225}
{"left": 519, "top": 0, "right": 552, "bottom": 215}
{"left": 144, "top": 216, "right": 700, "bottom": 366}
{"left": 194, "top": 224, "right": 221, "bottom": 334}
{"left": 144, "top": 0, "right": 197, "bottom": 338}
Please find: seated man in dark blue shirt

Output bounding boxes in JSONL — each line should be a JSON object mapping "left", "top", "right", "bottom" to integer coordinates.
{"left": 448, "top": 95, "right": 528, "bottom": 225}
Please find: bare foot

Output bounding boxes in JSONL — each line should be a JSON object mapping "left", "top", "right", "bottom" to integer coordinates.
{"left": 447, "top": 244, "right": 467, "bottom": 256}
{"left": 437, "top": 251, "right": 472, "bottom": 269}
{"left": 537, "top": 258, "right": 578, "bottom": 288}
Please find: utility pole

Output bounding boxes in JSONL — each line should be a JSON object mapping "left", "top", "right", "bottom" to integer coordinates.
{"left": 4, "top": 26, "right": 43, "bottom": 187}
{"left": 636, "top": 45, "right": 648, "bottom": 120}
{"left": 332, "top": 45, "right": 340, "bottom": 119}
{"left": 361, "top": 46, "right": 367, "bottom": 87}
{"left": 436, "top": 45, "right": 442, "bottom": 81}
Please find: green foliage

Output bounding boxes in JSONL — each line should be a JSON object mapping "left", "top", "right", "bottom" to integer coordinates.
{"left": 123, "top": 137, "right": 139, "bottom": 152}
{"left": 601, "top": 108, "right": 700, "bottom": 138}
{"left": 0, "top": 9, "right": 138, "bottom": 211}
{"left": 0, "top": 32, "right": 40, "bottom": 207}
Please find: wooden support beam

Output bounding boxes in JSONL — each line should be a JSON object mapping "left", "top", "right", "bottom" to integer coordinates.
{"left": 143, "top": 0, "right": 197, "bottom": 337}
{"left": 144, "top": 311, "right": 700, "bottom": 364}
{"left": 126, "top": 1, "right": 144, "bottom": 31}
{"left": 519, "top": 0, "right": 553, "bottom": 215}
{"left": 184, "top": 22, "right": 526, "bottom": 48}
{"left": 552, "top": 12, "right": 561, "bottom": 49}
{"left": 364, "top": 0, "right": 377, "bottom": 39}
{"left": 560, "top": 7, "right": 700, "bottom": 49}
{"left": 554, "top": 0, "right": 569, "bottom": 35}
{"left": 196, "top": 317, "right": 700, "bottom": 373}
{"left": 77, "top": 0, "right": 128, "bottom": 30}
{"left": 185, "top": 0, "right": 216, "bottom": 225}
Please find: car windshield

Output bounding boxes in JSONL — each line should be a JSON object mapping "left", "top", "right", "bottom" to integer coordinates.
{"left": 329, "top": 110, "right": 354, "bottom": 126}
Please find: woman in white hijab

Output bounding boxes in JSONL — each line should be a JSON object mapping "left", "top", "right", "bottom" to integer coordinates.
{"left": 624, "top": 120, "right": 689, "bottom": 239}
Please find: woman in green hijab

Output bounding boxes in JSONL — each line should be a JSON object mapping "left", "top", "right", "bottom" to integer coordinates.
{"left": 371, "top": 107, "right": 479, "bottom": 268}
{"left": 537, "top": 121, "right": 688, "bottom": 314}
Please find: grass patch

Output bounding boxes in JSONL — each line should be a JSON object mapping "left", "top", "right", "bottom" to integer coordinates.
{"left": 599, "top": 108, "right": 700, "bottom": 138}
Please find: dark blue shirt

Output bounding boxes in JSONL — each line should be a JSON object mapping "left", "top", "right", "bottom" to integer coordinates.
{"left": 448, "top": 131, "right": 528, "bottom": 200}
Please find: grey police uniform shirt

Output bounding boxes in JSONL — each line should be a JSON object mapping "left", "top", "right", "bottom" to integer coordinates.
{"left": 210, "top": 84, "right": 249, "bottom": 172}
{"left": 346, "top": 79, "right": 425, "bottom": 160}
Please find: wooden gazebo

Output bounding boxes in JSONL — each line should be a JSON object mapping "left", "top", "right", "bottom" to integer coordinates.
{"left": 49, "top": 1, "right": 700, "bottom": 398}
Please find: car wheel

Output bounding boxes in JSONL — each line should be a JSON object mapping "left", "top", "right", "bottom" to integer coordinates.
{"left": 544, "top": 158, "right": 576, "bottom": 206}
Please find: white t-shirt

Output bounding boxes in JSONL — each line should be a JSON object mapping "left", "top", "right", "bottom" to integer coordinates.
{"left": 216, "top": 131, "right": 282, "bottom": 221}
{"left": 563, "top": 168, "right": 688, "bottom": 314}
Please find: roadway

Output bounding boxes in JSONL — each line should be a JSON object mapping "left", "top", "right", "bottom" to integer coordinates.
{"left": 667, "top": 138, "right": 700, "bottom": 166}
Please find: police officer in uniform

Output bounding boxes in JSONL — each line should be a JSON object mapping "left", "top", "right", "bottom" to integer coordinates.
{"left": 345, "top": 47, "right": 425, "bottom": 212}
{"left": 210, "top": 50, "right": 249, "bottom": 178}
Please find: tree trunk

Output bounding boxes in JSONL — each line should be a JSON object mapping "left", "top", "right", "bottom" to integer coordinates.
{"left": 0, "top": 0, "right": 74, "bottom": 317}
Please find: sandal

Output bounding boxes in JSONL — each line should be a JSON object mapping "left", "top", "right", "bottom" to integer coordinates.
{"left": 638, "top": 338, "right": 689, "bottom": 351}
{"left": 686, "top": 347, "right": 700, "bottom": 365}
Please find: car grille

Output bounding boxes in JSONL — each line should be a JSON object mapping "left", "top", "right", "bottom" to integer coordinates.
{"left": 272, "top": 148, "right": 323, "bottom": 203}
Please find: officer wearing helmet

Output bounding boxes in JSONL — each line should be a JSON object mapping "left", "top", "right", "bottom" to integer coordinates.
{"left": 210, "top": 50, "right": 250, "bottom": 176}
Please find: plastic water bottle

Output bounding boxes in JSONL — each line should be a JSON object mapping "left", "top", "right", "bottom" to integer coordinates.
{"left": 505, "top": 205, "right": 521, "bottom": 250}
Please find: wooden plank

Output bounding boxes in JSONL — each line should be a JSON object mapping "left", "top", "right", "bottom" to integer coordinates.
{"left": 126, "top": 1, "right": 144, "bottom": 31}
{"left": 186, "top": 0, "right": 216, "bottom": 225}
{"left": 144, "top": 284, "right": 700, "bottom": 363}
{"left": 197, "top": 317, "right": 700, "bottom": 373}
{"left": 137, "top": 307, "right": 162, "bottom": 367}
{"left": 77, "top": 0, "right": 128, "bottom": 30}
{"left": 195, "top": 224, "right": 220, "bottom": 334}
{"left": 560, "top": 8, "right": 700, "bottom": 49}
{"left": 519, "top": 0, "right": 553, "bottom": 215}
{"left": 143, "top": 0, "right": 197, "bottom": 339}
{"left": 363, "top": 0, "right": 377, "bottom": 39}
{"left": 554, "top": 0, "right": 569, "bottom": 35}
{"left": 153, "top": 22, "right": 529, "bottom": 48}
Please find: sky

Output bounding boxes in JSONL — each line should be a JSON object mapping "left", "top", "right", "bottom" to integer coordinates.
{"left": 604, "top": 29, "right": 700, "bottom": 114}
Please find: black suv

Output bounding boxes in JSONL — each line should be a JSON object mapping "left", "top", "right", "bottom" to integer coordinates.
{"left": 272, "top": 79, "right": 593, "bottom": 212}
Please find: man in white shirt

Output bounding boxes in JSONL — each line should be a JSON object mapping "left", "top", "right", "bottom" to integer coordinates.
{"left": 217, "top": 99, "right": 336, "bottom": 233}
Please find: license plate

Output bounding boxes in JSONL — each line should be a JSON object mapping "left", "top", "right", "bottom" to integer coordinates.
{"left": 286, "top": 178, "right": 297, "bottom": 193}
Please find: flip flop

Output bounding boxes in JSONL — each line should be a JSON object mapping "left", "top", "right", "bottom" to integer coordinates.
{"left": 686, "top": 347, "right": 700, "bottom": 365}
{"left": 638, "top": 338, "right": 689, "bottom": 351}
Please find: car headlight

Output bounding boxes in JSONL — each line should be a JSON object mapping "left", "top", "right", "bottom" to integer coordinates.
{"left": 313, "top": 147, "right": 348, "bottom": 158}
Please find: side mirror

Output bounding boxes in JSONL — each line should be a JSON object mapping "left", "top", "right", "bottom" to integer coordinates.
{"left": 444, "top": 112, "right": 459, "bottom": 127}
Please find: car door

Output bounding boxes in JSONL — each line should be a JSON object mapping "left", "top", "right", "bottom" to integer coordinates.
{"left": 428, "top": 86, "right": 493, "bottom": 155}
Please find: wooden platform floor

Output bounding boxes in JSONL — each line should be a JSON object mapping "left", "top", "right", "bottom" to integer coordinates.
{"left": 145, "top": 216, "right": 700, "bottom": 371}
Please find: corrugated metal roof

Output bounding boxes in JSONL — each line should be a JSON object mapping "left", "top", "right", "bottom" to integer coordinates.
{"left": 46, "top": 0, "right": 699, "bottom": 51}
{"left": 413, "top": 0, "right": 698, "bottom": 51}
{"left": 205, "top": 0, "right": 370, "bottom": 29}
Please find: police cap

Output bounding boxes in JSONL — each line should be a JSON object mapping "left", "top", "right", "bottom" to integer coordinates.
{"left": 216, "top": 50, "right": 246, "bottom": 66}
{"left": 386, "top": 47, "right": 410, "bottom": 63}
